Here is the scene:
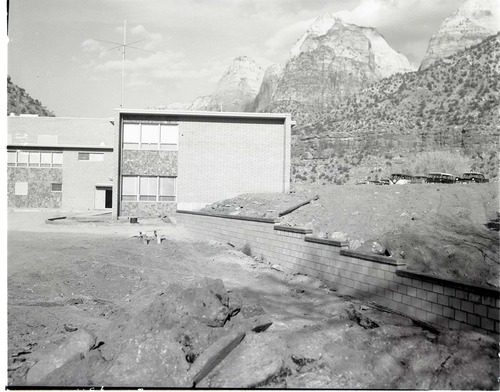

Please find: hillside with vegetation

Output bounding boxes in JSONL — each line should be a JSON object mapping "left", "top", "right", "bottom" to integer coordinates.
{"left": 7, "top": 76, "right": 55, "bottom": 117}
{"left": 291, "top": 33, "right": 500, "bottom": 184}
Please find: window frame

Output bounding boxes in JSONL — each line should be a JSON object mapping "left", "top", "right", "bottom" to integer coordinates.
{"left": 78, "top": 152, "right": 90, "bottom": 161}
{"left": 7, "top": 151, "right": 16, "bottom": 166}
{"left": 52, "top": 152, "right": 63, "bottom": 167}
{"left": 51, "top": 183, "right": 62, "bottom": 192}
{"left": 17, "top": 151, "right": 28, "bottom": 167}
{"left": 121, "top": 175, "right": 176, "bottom": 202}
{"left": 7, "top": 150, "right": 64, "bottom": 168}
{"left": 78, "top": 152, "right": 104, "bottom": 161}
{"left": 159, "top": 177, "right": 176, "bottom": 201}
{"left": 122, "top": 122, "right": 179, "bottom": 151}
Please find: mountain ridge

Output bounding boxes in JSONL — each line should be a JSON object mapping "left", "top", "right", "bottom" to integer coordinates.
{"left": 7, "top": 76, "right": 55, "bottom": 117}
{"left": 290, "top": 33, "right": 500, "bottom": 184}
{"left": 419, "top": 0, "right": 500, "bottom": 70}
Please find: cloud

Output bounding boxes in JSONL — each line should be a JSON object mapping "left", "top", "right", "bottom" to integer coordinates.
{"left": 82, "top": 29, "right": 228, "bottom": 90}
{"left": 264, "top": 18, "right": 315, "bottom": 55}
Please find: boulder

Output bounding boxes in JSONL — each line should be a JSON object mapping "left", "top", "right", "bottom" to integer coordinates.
{"left": 26, "top": 329, "right": 96, "bottom": 385}
{"left": 330, "top": 231, "right": 348, "bottom": 242}
{"left": 199, "top": 333, "right": 287, "bottom": 388}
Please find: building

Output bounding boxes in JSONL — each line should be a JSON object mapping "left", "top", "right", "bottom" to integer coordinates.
{"left": 6, "top": 110, "right": 292, "bottom": 217}
{"left": 7, "top": 115, "right": 115, "bottom": 211}
{"left": 113, "top": 109, "right": 292, "bottom": 217}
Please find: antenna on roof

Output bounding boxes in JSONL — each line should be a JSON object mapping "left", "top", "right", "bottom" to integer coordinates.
{"left": 94, "top": 20, "right": 154, "bottom": 108}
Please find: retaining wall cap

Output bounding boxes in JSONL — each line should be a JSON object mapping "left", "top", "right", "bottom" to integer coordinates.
{"left": 274, "top": 225, "right": 312, "bottom": 234}
{"left": 176, "top": 210, "right": 278, "bottom": 224}
{"left": 305, "top": 235, "right": 348, "bottom": 247}
{"left": 340, "top": 249, "right": 406, "bottom": 266}
{"left": 396, "top": 269, "right": 500, "bottom": 298}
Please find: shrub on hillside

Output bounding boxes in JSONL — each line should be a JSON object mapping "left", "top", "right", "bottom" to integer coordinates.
{"left": 401, "top": 151, "right": 472, "bottom": 176}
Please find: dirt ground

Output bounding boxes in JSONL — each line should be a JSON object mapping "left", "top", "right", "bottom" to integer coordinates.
{"left": 6, "top": 210, "right": 499, "bottom": 388}
{"left": 202, "top": 182, "right": 500, "bottom": 287}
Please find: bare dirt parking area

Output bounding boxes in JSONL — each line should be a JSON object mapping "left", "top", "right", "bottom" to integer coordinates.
{"left": 7, "top": 210, "right": 499, "bottom": 388}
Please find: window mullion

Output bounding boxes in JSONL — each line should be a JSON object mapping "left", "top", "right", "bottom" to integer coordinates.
{"left": 139, "top": 124, "right": 142, "bottom": 150}
{"left": 157, "top": 126, "right": 160, "bottom": 150}
{"left": 157, "top": 176, "right": 160, "bottom": 202}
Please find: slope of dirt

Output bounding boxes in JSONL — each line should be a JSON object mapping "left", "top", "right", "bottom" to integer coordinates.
{"left": 7, "top": 211, "right": 499, "bottom": 388}
{"left": 201, "top": 182, "right": 499, "bottom": 287}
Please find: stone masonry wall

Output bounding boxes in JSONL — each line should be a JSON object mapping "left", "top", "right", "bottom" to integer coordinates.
{"left": 176, "top": 210, "right": 500, "bottom": 337}
{"left": 8, "top": 167, "right": 63, "bottom": 208}
{"left": 122, "top": 150, "right": 177, "bottom": 176}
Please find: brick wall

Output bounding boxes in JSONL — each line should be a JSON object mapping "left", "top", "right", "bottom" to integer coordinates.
{"left": 176, "top": 210, "right": 499, "bottom": 337}
{"left": 176, "top": 117, "right": 290, "bottom": 210}
{"left": 62, "top": 150, "right": 115, "bottom": 211}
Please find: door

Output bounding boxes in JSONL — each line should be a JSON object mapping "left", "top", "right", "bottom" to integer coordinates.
{"left": 95, "top": 186, "right": 112, "bottom": 209}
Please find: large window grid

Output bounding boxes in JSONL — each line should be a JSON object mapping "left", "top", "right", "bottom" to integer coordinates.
{"left": 7, "top": 150, "right": 63, "bottom": 168}
{"left": 123, "top": 122, "right": 179, "bottom": 151}
{"left": 121, "top": 176, "right": 176, "bottom": 202}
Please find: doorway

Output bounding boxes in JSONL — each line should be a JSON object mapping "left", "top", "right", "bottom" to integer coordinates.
{"left": 95, "top": 186, "right": 112, "bottom": 209}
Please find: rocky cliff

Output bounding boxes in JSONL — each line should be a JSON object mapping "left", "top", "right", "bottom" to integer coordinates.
{"left": 212, "top": 56, "right": 265, "bottom": 112}
{"left": 258, "top": 15, "right": 414, "bottom": 121}
{"left": 250, "top": 64, "right": 283, "bottom": 112}
{"left": 420, "top": 0, "right": 500, "bottom": 70}
{"left": 7, "top": 76, "right": 55, "bottom": 116}
{"left": 291, "top": 34, "right": 500, "bottom": 184}
{"left": 161, "top": 56, "right": 264, "bottom": 112}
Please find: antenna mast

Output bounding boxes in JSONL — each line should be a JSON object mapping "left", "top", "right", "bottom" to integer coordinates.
{"left": 121, "top": 20, "right": 126, "bottom": 108}
{"left": 93, "top": 20, "right": 154, "bottom": 109}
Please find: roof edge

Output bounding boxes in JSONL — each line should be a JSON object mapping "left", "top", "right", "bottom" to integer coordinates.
{"left": 116, "top": 108, "right": 292, "bottom": 120}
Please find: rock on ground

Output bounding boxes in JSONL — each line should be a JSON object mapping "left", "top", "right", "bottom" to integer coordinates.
{"left": 26, "top": 329, "right": 96, "bottom": 385}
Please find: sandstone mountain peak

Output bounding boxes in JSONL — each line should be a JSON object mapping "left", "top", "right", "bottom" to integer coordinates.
{"left": 260, "top": 14, "right": 414, "bottom": 120}
{"left": 289, "top": 14, "right": 414, "bottom": 77}
{"left": 161, "top": 56, "right": 265, "bottom": 112}
{"left": 213, "top": 56, "right": 265, "bottom": 112}
{"left": 420, "top": 0, "right": 500, "bottom": 70}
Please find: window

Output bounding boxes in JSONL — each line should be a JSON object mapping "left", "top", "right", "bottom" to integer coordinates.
{"left": 15, "top": 182, "right": 28, "bottom": 195}
{"left": 29, "top": 152, "right": 40, "bottom": 167}
{"left": 123, "top": 123, "right": 140, "bottom": 149}
{"left": 40, "top": 152, "right": 52, "bottom": 167}
{"left": 121, "top": 176, "right": 176, "bottom": 202}
{"left": 140, "top": 176, "right": 158, "bottom": 201}
{"left": 51, "top": 183, "right": 62, "bottom": 192}
{"left": 123, "top": 122, "right": 179, "bottom": 150}
{"left": 160, "top": 125, "right": 179, "bottom": 151}
{"left": 52, "top": 152, "right": 63, "bottom": 167}
{"left": 141, "top": 124, "right": 160, "bottom": 150}
{"left": 90, "top": 153, "right": 104, "bottom": 161}
{"left": 122, "top": 176, "right": 138, "bottom": 201}
{"left": 159, "top": 177, "right": 176, "bottom": 201}
{"left": 79, "top": 152, "right": 104, "bottom": 161}
{"left": 17, "top": 151, "right": 28, "bottom": 167}
{"left": 7, "top": 151, "right": 16, "bottom": 166}
{"left": 8, "top": 150, "right": 63, "bottom": 168}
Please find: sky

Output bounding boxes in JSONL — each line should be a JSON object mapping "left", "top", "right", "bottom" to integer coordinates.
{"left": 7, "top": 0, "right": 465, "bottom": 118}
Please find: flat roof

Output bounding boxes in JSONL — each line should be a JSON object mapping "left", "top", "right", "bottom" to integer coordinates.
{"left": 116, "top": 108, "right": 294, "bottom": 123}
{"left": 8, "top": 116, "right": 115, "bottom": 147}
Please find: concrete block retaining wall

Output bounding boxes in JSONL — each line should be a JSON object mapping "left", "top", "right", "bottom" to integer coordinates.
{"left": 176, "top": 210, "right": 499, "bottom": 336}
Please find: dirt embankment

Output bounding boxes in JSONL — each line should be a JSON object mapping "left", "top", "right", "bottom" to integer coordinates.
{"left": 7, "top": 213, "right": 499, "bottom": 388}
{"left": 201, "top": 183, "right": 500, "bottom": 287}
